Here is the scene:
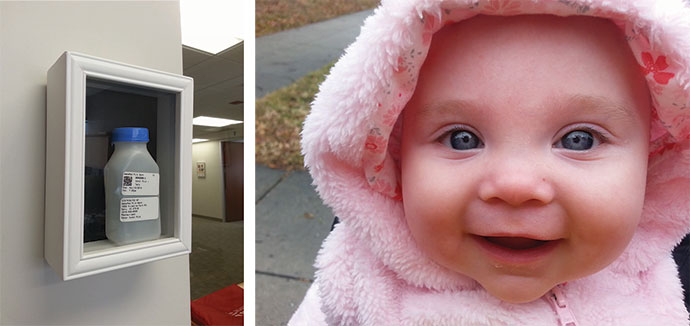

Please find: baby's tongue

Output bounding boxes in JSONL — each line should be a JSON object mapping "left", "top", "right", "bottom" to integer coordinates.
{"left": 486, "top": 237, "right": 545, "bottom": 250}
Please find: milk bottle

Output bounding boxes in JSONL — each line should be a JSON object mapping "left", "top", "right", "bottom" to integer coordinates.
{"left": 104, "top": 127, "right": 161, "bottom": 245}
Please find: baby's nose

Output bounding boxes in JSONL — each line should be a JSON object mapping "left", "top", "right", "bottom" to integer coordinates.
{"left": 477, "top": 159, "right": 555, "bottom": 206}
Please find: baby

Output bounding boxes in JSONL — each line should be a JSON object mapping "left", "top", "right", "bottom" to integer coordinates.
{"left": 293, "top": 1, "right": 690, "bottom": 325}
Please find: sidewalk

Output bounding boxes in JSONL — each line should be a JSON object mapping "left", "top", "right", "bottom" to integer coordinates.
{"left": 255, "top": 166, "right": 332, "bottom": 326}
{"left": 255, "top": 10, "right": 373, "bottom": 326}
{"left": 255, "top": 9, "right": 373, "bottom": 98}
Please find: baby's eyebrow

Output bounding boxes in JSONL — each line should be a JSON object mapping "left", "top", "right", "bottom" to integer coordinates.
{"left": 562, "top": 94, "right": 636, "bottom": 122}
{"left": 415, "top": 95, "right": 637, "bottom": 122}
{"left": 416, "top": 99, "right": 478, "bottom": 120}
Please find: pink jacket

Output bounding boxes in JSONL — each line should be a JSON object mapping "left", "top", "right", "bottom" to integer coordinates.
{"left": 292, "top": 0, "right": 690, "bottom": 325}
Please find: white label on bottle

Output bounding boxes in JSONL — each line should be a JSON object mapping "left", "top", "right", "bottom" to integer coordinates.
{"left": 121, "top": 172, "right": 159, "bottom": 195}
{"left": 120, "top": 197, "right": 159, "bottom": 222}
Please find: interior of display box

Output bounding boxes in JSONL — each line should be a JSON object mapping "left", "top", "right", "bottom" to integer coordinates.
{"left": 82, "top": 77, "right": 179, "bottom": 254}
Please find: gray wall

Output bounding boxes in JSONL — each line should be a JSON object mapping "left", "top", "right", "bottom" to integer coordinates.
{"left": 0, "top": 2, "right": 190, "bottom": 324}
{"left": 192, "top": 141, "right": 225, "bottom": 219}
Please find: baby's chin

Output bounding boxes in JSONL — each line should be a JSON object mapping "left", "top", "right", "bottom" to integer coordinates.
{"left": 479, "top": 277, "right": 559, "bottom": 304}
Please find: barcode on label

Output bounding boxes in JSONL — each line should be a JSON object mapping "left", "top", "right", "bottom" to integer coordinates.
{"left": 121, "top": 172, "right": 159, "bottom": 196}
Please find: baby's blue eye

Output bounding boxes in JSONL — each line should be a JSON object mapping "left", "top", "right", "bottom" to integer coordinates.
{"left": 560, "top": 130, "right": 594, "bottom": 150}
{"left": 450, "top": 130, "right": 482, "bottom": 150}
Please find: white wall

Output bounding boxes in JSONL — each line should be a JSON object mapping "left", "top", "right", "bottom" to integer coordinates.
{"left": 192, "top": 141, "right": 225, "bottom": 219}
{"left": 0, "top": 2, "right": 190, "bottom": 324}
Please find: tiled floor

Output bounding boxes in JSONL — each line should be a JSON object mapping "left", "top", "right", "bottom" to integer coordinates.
{"left": 190, "top": 215, "right": 244, "bottom": 300}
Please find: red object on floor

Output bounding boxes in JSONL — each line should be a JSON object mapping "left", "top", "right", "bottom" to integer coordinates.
{"left": 191, "top": 284, "right": 244, "bottom": 325}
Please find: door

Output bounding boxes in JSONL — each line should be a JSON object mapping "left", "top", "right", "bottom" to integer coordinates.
{"left": 222, "top": 141, "right": 243, "bottom": 222}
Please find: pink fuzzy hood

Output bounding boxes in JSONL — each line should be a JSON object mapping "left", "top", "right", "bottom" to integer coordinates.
{"left": 296, "top": 0, "right": 690, "bottom": 325}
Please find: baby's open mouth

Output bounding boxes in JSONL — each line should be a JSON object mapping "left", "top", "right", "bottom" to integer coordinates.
{"left": 483, "top": 236, "right": 549, "bottom": 250}
{"left": 473, "top": 235, "right": 560, "bottom": 263}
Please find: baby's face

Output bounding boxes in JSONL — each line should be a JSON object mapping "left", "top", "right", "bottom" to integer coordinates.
{"left": 401, "top": 15, "right": 650, "bottom": 303}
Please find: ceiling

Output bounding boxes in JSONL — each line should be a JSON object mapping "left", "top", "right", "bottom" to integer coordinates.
{"left": 182, "top": 42, "right": 244, "bottom": 141}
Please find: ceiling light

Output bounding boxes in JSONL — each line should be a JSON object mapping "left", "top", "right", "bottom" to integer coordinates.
{"left": 192, "top": 138, "right": 209, "bottom": 143}
{"left": 180, "top": 0, "right": 244, "bottom": 54}
{"left": 193, "top": 116, "right": 243, "bottom": 127}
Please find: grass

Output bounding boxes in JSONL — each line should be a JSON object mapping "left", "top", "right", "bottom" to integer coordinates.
{"left": 256, "top": 0, "right": 379, "bottom": 37}
{"left": 255, "top": 62, "right": 335, "bottom": 170}
{"left": 255, "top": 2, "right": 377, "bottom": 169}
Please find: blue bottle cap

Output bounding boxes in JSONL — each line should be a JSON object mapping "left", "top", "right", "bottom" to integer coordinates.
{"left": 112, "top": 127, "right": 149, "bottom": 142}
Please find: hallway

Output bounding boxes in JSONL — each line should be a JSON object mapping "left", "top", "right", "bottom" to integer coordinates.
{"left": 190, "top": 216, "right": 244, "bottom": 300}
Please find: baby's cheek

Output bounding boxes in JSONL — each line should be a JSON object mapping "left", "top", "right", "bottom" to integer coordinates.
{"left": 572, "top": 166, "right": 645, "bottom": 240}
{"left": 571, "top": 205, "right": 640, "bottom": 270}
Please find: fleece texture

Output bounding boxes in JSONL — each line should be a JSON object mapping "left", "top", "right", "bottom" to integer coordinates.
{"left": 293, "top": 0, "right": 690, "bottom": 325}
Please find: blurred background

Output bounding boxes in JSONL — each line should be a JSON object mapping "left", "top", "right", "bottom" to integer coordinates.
{"left": 180, "top": 0, "right": 245, "bottom": 308}
{"left": 254, "top": 1, "right": 378, "bottom": 325}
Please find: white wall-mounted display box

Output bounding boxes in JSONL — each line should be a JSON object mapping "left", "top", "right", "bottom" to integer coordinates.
{"left": 45, "top": 52, "right": 193, "bottom": 280}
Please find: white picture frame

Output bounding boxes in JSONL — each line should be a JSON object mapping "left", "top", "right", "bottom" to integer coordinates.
{"left": 45, "top": 51, "right": 193, "bottom": 280}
